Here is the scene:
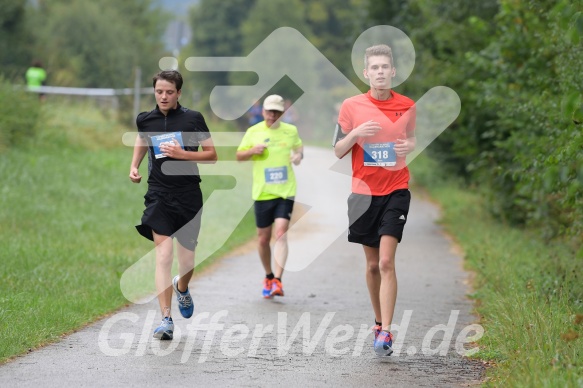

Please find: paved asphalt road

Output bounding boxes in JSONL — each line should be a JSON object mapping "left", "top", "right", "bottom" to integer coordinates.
{"left": 0, "top": 147, "right": 484, "bottom": 387}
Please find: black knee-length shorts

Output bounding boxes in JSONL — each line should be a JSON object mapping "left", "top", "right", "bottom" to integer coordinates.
{"left": 136, "top": 188, "right": 203, "bottom": 251}
{"left": 347, "top": 189, "right": 411, "bottom": 248}
{"left": 253, "top": 197, "right": 295, "bottom": 228}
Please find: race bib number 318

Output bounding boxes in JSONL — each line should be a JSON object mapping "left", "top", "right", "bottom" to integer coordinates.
{"left": 363, "top": 142, "right": 396, "bottom": 166}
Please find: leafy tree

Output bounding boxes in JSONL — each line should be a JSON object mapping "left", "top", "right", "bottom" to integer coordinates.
{"left": 184, "top": 0, "right": 367, "bottom": 119}
{"left": 302, "top": 0, "right": 368, "bottom": 85}
{"left": 0, "top": 0, "right": 33, "bottom": 79}
{"left": 368, "top": 0, "right": 499, "bottom": 177}
{"left": 184, "top": 0, "right": 257, "bottom": 109}
{"left": 367, "top": 0, "right": 583, "bottom": 241}
{"left": 30, "top": 0, "right": 168, "bottom": 88}
{"left": 232, "top": 0, "right": 313, "bottom": 97}
{"left": 468, "top": 0, "right": 583, "bottom": 239}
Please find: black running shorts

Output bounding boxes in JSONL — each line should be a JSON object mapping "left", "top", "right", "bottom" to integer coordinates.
{"left": 136, "top": 188, "right": 203, "bottom": 251}
{"left": 347, "top": 189, "right": 411, "bottom": 247}
{"left": 254, "top": 197, "right": 295, "bottom": 228}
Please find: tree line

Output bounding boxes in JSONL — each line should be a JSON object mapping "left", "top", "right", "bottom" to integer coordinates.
{"left": 1, "top": 0, "right": 580, "bottom": 242}
{"left": 0, "top": 0, "right": 167, "bottom": 88}
{"left": 369, "top": 0, "right": 582, "bottom": 243}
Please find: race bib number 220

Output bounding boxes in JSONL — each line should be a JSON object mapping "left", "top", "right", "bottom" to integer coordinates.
{"left": 264, "top": 166, "right": 288, "bottom": 184}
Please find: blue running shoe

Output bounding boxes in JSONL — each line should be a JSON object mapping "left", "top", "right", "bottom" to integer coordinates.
{"left": 372, "top": 324, "right": 382, "bottom": 343}
{"left": 172, "top": 275, "right": 194, "bottom": 318}
{"left": 153, "top": 317, "right": 174, "bottom": 340}
{"left": 262, "top": 278, "right": 273, "bottom": 298}
{"left": 374, "top": 330, "right": 394, "bottom": 356}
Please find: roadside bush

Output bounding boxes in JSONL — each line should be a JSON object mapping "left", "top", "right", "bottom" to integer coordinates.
{"left": 370, "top": 0, "right": 583, "bottom": 243}
{"left": 470, "top": 1, "right": 583, "bottom": 242}
{"left": 0, "top": 77, "right": 41, "bottom": 149}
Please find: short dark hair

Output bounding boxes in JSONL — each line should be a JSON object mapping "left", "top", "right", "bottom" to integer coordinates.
{"left": 364, "top": 44, "right": 394, "bottom": 69}
{"left": 152, "top": 70, "right": 183, "bottom": 91}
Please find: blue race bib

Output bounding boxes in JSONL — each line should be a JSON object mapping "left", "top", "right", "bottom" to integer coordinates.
{"left": 150, "top": 132, "right": 184, "bottom": 159}
{"left": 264, "top": 166, "right": 288, "bottom": 184}
{"left": 363, "top": 142, "right": 396, "bottom": 166}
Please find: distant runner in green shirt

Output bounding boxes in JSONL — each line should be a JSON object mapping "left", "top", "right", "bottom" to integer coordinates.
{"left": 25, "top": 60, "right": 47, "bottom": 101}
{"left": 236, "top": 94, "right": 304, "bottom": 299}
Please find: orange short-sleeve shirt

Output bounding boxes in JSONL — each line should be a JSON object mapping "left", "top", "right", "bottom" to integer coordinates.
{"left": 338, "top": 90, "right": 416, "bottom": 196}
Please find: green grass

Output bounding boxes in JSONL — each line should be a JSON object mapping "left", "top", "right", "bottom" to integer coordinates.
{"left": 3, "top": 101, "right": 582, "bottom": 387}
{"left": 409, "top": 154, "right": 583, "bottom": 387}
{"left": 0, "top": 102, "right": 256, "bottom": 363}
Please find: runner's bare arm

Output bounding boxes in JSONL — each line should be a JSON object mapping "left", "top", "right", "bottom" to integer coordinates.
{"left": 394, "top": 137, "right": 416, "bottom": 157}
{"left": 129, "top": 134, "right": 148, "bottom": 183}
{"left": 290, "top": 146, "right": 304, "bottom": 165}
{"left": 334, "top": 121, "right": 381, "bottom": 159}
{"left": 236, "top": 144, "right": 268, "bottom": 161}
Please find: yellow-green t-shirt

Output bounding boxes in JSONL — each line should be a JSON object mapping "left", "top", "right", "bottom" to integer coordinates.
{"left": 25, "top": 67, "right": 47, "bottom": 87}
{"left": 237, "top": 121, "right": 303, "bottom": 201}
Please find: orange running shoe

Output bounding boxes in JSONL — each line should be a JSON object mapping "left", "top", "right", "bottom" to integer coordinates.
{"left": 262, "top": 278, "right": 273, "bottom": 298}
{"left": 270, "top": 279, "right": 284, "bottom": 297}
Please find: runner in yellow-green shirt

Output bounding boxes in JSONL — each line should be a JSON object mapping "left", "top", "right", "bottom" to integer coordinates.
{"left": 25, "top": 60, "right": 47, "bottom": 101}
{"left": 236, "top": 94, "right": 303, "bottom": 299}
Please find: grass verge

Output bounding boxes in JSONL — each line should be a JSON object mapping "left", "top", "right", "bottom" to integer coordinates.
{"left": 0, "top": 102, "right": 256, "bottom": 363}
{"left": 409, "top": 154, "right": 583, "bottom": 387}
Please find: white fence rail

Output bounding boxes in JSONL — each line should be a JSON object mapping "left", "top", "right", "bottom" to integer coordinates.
{"left": 19, "top": 67, "right": 151, "bottom": 118}
{"left": 20, "top": 75, "right": 151, "bottom": 118}
{"left": 22, "top": 85, "right": 152, "bottom": 96}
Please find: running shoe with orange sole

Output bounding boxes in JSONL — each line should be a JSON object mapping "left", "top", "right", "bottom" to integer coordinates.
{"left": 262, "top": 278, "right": 273, "bottom": 298}
{"left": 270, "top": 279, "right": 284, "bottom": 297}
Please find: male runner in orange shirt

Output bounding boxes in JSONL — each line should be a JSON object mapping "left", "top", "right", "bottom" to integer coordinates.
{"left": 334, "top": 44, "right": 416, "bottom": 356}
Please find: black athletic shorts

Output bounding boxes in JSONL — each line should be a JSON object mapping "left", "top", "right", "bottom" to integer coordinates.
{"left": 136, "top": 188, "right": 203, "bottom": 251}
{"left": 254, "top": 197, "right": 295, "bottom": 228}
{"left": 347, "top": 189, "right": 411, "bottom": 247}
